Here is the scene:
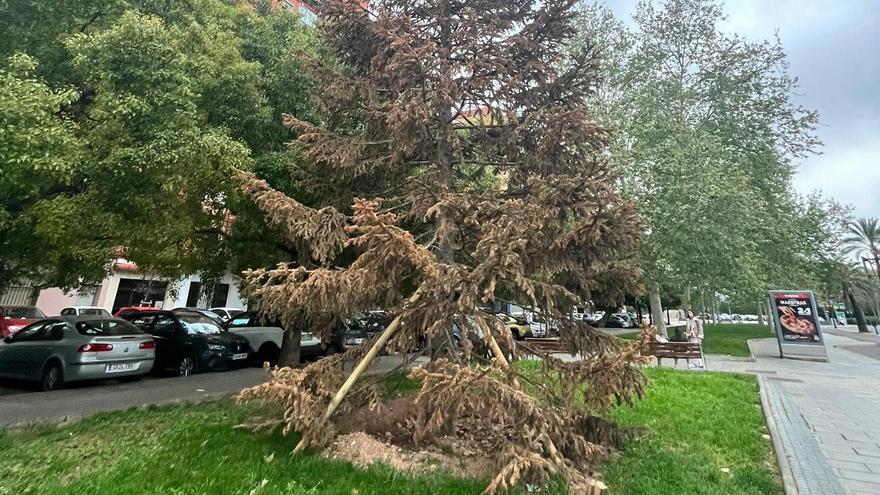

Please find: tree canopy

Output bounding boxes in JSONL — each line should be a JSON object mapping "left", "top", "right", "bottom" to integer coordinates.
{"left": 237, "top": 0, "right": 647, "bottom": 492}
{"left": 571, "top": 0, "right": 842, "bottom": 320}
{"left": 0, "top": 0, "right": 319, "bottom": 292}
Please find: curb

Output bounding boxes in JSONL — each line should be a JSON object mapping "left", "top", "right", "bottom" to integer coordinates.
{"left": 757, "top": 374, "right": 798, "bottom": 495}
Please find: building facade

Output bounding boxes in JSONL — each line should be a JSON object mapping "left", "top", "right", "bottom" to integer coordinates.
{"left": 31, "top": 260, "right": 248, "bottom": 316}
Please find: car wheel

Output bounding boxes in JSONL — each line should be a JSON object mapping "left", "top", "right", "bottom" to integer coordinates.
{"left": 177, "top": 354, "right": 198, "bottom": 377}
{"left": 40, "top": 363, "right": 64, "bottom": 392}
{"left": 258, "top": 343, "right": 280, "bottom": 366}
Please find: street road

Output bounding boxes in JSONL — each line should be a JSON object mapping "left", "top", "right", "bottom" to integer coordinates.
{"left": 0, "top": 355, "right": 427, "bottom": 427}
{"left": 0, "top": 367, "right": 269, "bottom": 426}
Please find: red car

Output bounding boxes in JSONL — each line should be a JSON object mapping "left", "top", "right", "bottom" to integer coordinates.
{"left": 114, "top": 306, "right": 161, "bottom": 318}
{"left": 0, "top": 306, "right": 47, "bottom": 338}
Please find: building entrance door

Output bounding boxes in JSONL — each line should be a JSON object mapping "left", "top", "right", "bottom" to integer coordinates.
{"left": 112, "top": 279, "right": 168, "bottom": 314}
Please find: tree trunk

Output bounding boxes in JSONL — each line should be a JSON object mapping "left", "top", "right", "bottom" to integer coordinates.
{"left": 700, "top": 291, "right": 707, "bottom": 321}
{"left": 682, "top": 286, "right": 692, "bottom": 313}
{"left": 649, "top": 286, "right": 666, "bottom": 337}
{"left": 278, "top": 327, "right": 302, "bottom": 367}
{"left": 757, "top": 302, "right": 765, "bottom": 325}
{"left": 712, "top": 298, "right": 720, "bottom": 325}
{"left": 844, "top": 281, "right": 869, "bottom": 333}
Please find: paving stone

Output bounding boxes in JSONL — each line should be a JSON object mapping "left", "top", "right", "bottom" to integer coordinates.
{"left": 830, "top": 459, "right": 872, "bottom": 474}
{"left": 838, "top": 468, "right": 880, "bottom": 485}
{"left": 853, "top": 447, "right": 880, "bottom": 458}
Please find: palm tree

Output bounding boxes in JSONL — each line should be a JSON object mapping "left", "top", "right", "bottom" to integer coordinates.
{"left": 843, "top": 218, "right": 880, "bottom": 282}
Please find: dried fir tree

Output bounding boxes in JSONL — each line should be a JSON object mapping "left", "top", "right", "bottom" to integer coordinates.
{"left": 237, "top": 1, "right": 647, "bottom": 492}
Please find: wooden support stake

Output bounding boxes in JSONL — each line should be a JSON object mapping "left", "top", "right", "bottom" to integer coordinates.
{"left": 476, "top": 316, "right": 520, "bottom": 390}
{"left": 294, "top": 291, "right": 420, "bottom": 453}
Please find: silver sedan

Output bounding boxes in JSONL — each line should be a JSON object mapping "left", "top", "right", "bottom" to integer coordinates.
{"left": 0, "top": 316, "right": 155, "bottom": 391}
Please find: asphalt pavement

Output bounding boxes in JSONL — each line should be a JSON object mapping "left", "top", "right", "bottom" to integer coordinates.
{"left": 0, "top": 355, "right": 427, "bottom": 427}
{"left": 0, "top": 367, "right": 270, "bottom": 426}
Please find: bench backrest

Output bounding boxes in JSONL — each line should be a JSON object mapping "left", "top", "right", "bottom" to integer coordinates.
{"left": 646, "top": 341, "right": 702, "bottom": 358}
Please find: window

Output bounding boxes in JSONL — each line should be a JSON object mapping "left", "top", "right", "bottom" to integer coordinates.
{"left": 10, "top": 321, "right": 48, "bottom": 342}
{"left": 185, "top": 282, "right": 202, "bottom": 307}
{"left": 80, "top": 308, "right": 110, "bottom": 316}
{"left": 210, "top": 284, "right": 229, "bottom": 308}
{"left": 299, "top": 6, "right": 317, "bottom": 26}
{"left": 228, "top": 315, "right": 252, "bottom": 328}
{"left": 75, "top": 319, "right": 143, "bottom": 336}
{"left": 46, "top": 322, "right": 67, "bottom": 341}
{"left": 126, "top": 314, "right": 157, "bottom": 329}
{"left": 151, "top": 314, "right": 178, "bottom": 336}
{"left": 177, "top": 314, "right": 223, "bottom": 335}
{"left": 60, "top": 308, "right": 76, "bottom": 316}
{"left": 5, "top": 307, "right": 46, "bottom": 319}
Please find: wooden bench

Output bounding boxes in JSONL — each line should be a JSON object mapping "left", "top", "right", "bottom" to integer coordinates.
{"left": 645, "top": 341, "right": 706, "bottom": 369}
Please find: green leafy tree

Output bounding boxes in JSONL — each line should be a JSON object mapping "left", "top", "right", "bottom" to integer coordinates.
{"left": 0, "top": 1, "right": 320, "bottom": 291}
{"left": 572, "top": 0, "right": 824, "bottom": 332}
{"left": 842, "top": 218, "right": 880, "bottom": 283}
{"left": 0, "top": 54, "right": 84, "bottom": 292}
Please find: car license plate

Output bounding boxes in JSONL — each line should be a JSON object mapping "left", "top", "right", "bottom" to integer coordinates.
{"left": 232, "top": 353, "right": 248, "bottom": 360}
{"left": 106, "top": 362, "right": 137, "bottom": 373}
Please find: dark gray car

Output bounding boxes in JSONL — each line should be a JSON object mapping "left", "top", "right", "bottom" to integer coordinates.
{"left": 0, "top": 316, "right": 155, "bottom": 391}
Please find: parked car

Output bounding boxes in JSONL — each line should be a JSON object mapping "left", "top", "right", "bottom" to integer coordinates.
{"left": 603, "top": 314, "right": 631, "bottom": 328}
{"left": 0, "top": 306, "right": 47, "bottom": 338}
{"left": 225, "top": 311, "right": 342, "bottom": 364}
{"left": 120, "top": 309, "right": 251, "bottom": 376}
{"left": 173, "top": 307, "right": 227, "bottom": 326}
{"left": 0, "top": 316, "right": 154, "bottom": 391}
{"left": 59, "top": 306, "right": 112, "bottom": 317}
{"left": 496, "top": 313, "right": 531, "bottom": 340}
{"left": 612, "top": 313, "right": 635, "bottom": 328}
{"left": 210, "top": 307, "right": 245, "bottom": 321}
{"left": 114, "top": 306, "right": 161, "bottom": 317}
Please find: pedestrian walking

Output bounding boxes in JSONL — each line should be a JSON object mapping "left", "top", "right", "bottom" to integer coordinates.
{"left": 686, "top": 310, "right": 704, "bottom": 369}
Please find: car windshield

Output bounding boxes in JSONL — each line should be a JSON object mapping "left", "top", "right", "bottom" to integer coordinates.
{"left": 75, "top": 319, "right": 144, "bottom": 336}
{"left": 5, "top": 307, "right": 45, "bottom": 319}
{"left": 228, "top": 315, "right": 251, "bottom": 327}
{"left": 178, "top": 314, "right": 223, "bottom": 334}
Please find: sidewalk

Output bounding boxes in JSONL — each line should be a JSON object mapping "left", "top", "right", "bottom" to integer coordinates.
{"left": 702, "top": 328, "right": 880, "bottom": 495}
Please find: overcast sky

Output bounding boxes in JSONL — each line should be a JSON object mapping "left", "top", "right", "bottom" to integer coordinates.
{"left": 602, "top": 0, "right": 880, "bottom": 219}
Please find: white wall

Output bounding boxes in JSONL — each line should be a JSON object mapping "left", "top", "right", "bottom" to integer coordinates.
{"left": 36, "top": 268, "right": 248, "bottom": 315}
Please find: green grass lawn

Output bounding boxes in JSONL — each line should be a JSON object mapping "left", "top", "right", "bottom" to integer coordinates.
{"left": 604, "top": 368, "right": 781, "bottom": 495}
{"left": 0, "top": 369, "right": 779, "bottom": 495}
{"left": 619, "top": 323, "right": 775, "bottom": 357}
{"left": 700, "top": 324, "right": 774, "bottom": 356}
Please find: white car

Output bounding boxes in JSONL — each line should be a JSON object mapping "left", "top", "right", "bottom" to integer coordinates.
{"left": 225, "top": 311, "right": 326, "bottom": 364}
{"left": 59, "top": 306, "right": 112, "bottom": 317}
{"left": 209, "top": 307, "right": 246, "bottom": 321}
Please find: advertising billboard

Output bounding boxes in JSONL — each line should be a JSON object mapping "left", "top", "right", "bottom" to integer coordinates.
{"left": 768, "top": 290, "right": 828, "bottom": 360}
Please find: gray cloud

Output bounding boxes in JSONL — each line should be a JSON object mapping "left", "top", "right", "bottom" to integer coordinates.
{"left": 600, "top": 0, "right": 880, "bottom": 218}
